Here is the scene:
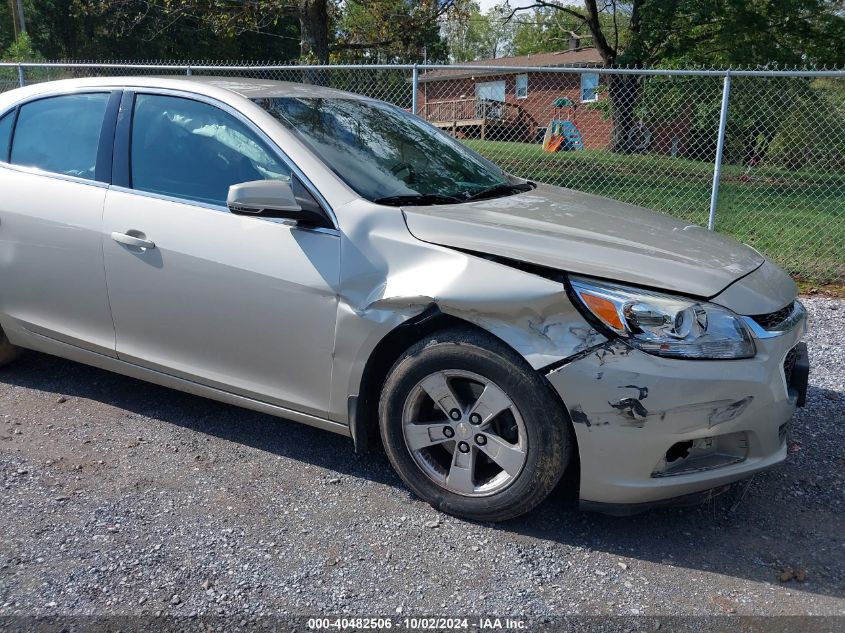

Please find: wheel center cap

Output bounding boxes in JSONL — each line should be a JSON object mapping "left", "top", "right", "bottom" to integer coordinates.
{"left": 456, "top": 422, "right": 472, "bottom": 439}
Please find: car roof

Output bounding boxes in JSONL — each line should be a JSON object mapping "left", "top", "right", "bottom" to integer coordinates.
{"left": 4, "top": 75, "right": 369, "bottom": 102}
{"left": 186, "top": 76, "right": 369, "bottom": 100}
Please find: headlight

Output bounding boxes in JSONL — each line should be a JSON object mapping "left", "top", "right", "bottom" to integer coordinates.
{"left": 569, "top": 276, "right": 756, "bottom": 359}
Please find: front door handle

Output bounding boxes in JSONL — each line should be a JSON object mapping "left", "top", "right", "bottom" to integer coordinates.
{"left": 111, "top": 231, "right": 156, "bottom": 249}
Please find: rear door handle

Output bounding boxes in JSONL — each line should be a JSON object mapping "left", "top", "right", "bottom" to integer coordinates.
{"left": 111, "top": 231, "right": 156, "bottom": 249}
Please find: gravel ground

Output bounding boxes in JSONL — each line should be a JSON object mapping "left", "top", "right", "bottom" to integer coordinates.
{"left": 0, "top": 297, "right": 842, "bottom": 621}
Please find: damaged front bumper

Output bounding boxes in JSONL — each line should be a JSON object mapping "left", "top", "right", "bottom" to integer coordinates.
{"left": 546, "top": 315, "right": 807, "bottom": 510}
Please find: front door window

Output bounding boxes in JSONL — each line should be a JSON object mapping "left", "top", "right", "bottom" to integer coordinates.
{"left": 130, "top": 94, "right": 291, "bottom": 206}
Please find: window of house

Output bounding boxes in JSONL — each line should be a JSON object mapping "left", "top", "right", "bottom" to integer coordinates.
{"left": 515, "top": 74, "right": 528, "bottom": 99}
{"left": 130, "top": 94, "right": 291, "bottom": 206}
{"left": 475, "top": 80, "right": 506, "bottom": 102}
{"left": 581, "top": 73, "right": 600, "bottom": 102}
{"left": 10, "top": 93, "right": 109, "bottom": 179}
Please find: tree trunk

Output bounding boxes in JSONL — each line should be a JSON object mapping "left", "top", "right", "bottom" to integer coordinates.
{"left": 299, "top": 0, "right": 329, "bottom": 84}
{"left": 608, "top": 74, "right": 644, "bottom": 154}
{"left": 299, "top": 0, "right": 329, "bottom": 62}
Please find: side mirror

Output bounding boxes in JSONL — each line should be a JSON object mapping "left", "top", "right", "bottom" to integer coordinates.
{"left": 227, "top": 179, "right": 328, "bottom": 226}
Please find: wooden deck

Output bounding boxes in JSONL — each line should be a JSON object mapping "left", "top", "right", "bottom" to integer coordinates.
{"left": 421, "top": 98, "right": 523, "bottom": 139}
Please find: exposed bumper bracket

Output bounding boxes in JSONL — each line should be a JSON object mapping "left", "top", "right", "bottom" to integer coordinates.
{"left": 789, "top": 342, "right": 809, "bottom": 408}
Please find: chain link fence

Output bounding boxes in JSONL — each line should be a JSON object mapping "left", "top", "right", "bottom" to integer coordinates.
{"left": 1, "top": 61, "right": 843, "bottom": 285}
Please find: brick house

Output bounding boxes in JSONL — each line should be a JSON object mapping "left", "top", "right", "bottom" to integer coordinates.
{"left": 416, "top": 45, "right": 614, "bottom": 150}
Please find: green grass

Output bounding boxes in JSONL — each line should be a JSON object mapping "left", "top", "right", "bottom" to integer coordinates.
{"left": 463, "top": 140, "right": 845, "bottom": 284}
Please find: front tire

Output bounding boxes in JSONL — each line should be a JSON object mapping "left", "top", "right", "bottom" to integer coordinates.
{"left": 379, "top": 327, "right": 573, "bottom": 522}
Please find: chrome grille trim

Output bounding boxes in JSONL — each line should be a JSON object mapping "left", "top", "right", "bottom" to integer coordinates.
{"left": 741, "top": 300, "right": 806, "bottom": 339}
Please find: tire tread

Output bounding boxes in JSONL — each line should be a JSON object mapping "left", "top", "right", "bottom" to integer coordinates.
{"left": 379, "top": 326, "right": 572, "bottom": 522}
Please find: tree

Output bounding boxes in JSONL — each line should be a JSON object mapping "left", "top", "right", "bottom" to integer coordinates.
{"left": 0, "top": 3, "right": 15, "bottom": 53}
{"left": 512, "top": 5, "right": 626, "bottom": 56}
{"left": 3, "top": 32, "right": 41, "bottom": 61}
{"left": 6, "top": 0, "right": 300, "bottom": 60}
{"left": 70, "top": 1, "right": 302, "bottom": 61}
{"left": 510, "top": 1, "right": 845, "bottom": 152}
{"left": 297, "top": 0, "right": 330, "bottom": 62}
{"left": 74, "top": 1, "right": 453, "bottom": 67}
{"left": 0, "top": 32, "right": 46, "bottom": 83}
{"left": 483, "top": 2, "right": 517, "bottom": 58}
{"left": 441, "top": 0, "right": 516, "bottom": 62}
{"left": 441, "top": 0, "right": 489, "bottom": 62}
{"left": 334, "top": 0, "right": 449, "bottom": 63}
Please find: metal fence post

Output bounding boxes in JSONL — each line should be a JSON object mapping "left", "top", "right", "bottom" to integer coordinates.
{"left": 411, "top": 63, "right": 419, "bottom": 115}
{"left": 186, "top": 65, "right": 192, "bottom": 76}
{"left": 17, "top": 64, "right": 25, "bottom": 87}
{"left": 708, "top": 71, "right": 732, "bottom": 230}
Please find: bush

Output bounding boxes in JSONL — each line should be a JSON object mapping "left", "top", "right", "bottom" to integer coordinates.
{"left": 0, "top": 33, "right": 48, "bottom": 84}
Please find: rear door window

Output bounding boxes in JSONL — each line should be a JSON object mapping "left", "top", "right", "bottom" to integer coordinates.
{"left": 130, "top": 94, "right": 291, "bottom": 206}
{"left": 10, "top": 93, "right": 109, "bottom": 180}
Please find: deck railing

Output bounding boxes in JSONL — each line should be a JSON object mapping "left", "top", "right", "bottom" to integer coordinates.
{"left": 421, "top": 98, "right": 521, "bottom": 126}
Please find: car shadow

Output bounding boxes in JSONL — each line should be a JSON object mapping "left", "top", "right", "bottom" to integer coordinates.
{"left": 2, "top": 351, "right": 842, "bottom": 600}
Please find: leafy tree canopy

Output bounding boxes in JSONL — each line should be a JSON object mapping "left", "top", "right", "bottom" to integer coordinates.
{"left": 1, "top": 0, "right": 843, "bottom": 68}
{"left": 512, "top": 5, "right": 625, "bottom": 56}
{"left": 509, "top": 1, "right": 845, "bottom": 68}
{"left": 335, "top": 0, "right": 449, "bottom": 63}
{"left": 442, "top": 0, "right": 517, "bottom": 62}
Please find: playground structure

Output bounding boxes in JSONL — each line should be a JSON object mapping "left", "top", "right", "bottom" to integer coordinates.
{"left": 542, "top": 97, "right": 584, "bottom": 152}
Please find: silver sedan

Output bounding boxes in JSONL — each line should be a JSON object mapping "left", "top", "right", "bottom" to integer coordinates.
{"left": 0, "top": 77, "right": 808, "bottom": 520}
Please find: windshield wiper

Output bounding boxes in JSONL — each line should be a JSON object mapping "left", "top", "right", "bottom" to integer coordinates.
{"left": 373, "top": 193, "right": 464, "bottom": 206}
{"left": 465, "top": 181, "right": 535, "bottom": 202}
{"left": 374, "top": 183, "right": 534, "bottom": 206}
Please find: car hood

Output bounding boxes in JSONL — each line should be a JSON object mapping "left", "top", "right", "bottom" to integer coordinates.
{"left": 401, "top": 183, "right": 765, "bottom": 299}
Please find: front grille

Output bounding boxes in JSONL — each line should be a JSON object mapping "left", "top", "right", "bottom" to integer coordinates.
{"left": 783, "top": 345, "right": 800, "bottom": 386}
{"left": 751, "top": 301, "right": 795, "bottom": 330}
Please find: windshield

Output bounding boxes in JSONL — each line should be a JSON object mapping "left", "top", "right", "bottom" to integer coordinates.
{"left": 254, "top": 96, "right": 522, "bottom": 204}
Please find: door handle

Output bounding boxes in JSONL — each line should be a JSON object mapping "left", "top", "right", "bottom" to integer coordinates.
{"left": 111, "top": 231, "right": 156, "bottom": 249}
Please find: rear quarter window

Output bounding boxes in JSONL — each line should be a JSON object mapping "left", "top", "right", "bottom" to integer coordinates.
{"left": 0, "top": 110, "right": 14, "bottom": 163}
{"left": 10, "top": 93, "right": 109, "bottom": 180}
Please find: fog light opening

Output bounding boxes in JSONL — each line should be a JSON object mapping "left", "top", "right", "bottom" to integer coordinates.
{"left": 652, "top": 432, "right": 749, "bottom": 478}
{"left": 665, "top": 440, "right": 693, "bottom": 463}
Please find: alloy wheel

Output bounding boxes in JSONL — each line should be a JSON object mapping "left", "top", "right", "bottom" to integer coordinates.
{"left": 401, "top": 369, "right": 528, "bottom": 497}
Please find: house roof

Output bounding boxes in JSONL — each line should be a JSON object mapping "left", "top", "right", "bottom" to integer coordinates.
{"left": 419, "top": 47, "right": 604, "bottom": 83}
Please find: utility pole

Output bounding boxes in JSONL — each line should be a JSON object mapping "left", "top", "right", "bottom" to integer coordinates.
{"left": 8, "top": 0, "right": 18, "bottom": 39}
{"left": 15, "top": 0, "right": 25, "bottom": 34}
{"left": 9, "top": 0, "right": 26, "bottom": 39}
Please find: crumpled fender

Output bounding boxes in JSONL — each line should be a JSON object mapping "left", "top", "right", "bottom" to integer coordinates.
{"left": 327, "top": 202, "right": 606, "bottom": 422}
